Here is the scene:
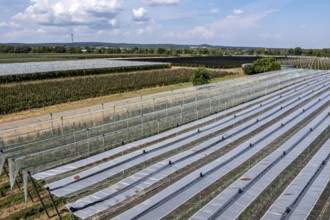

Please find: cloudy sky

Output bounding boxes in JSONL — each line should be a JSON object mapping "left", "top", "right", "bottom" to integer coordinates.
{"left": 0, "top": 0, "right": 329, "bottom": 48}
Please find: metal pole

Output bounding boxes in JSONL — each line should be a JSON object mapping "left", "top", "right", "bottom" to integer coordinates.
{"left": 50, "top": 113, "right": 54, "bottom": 139}
{"left": 180, "top": 104, "right": 183, "bottom": 125}
{"left": 61, "top": 117, "right": 64, "bottom": 141}
{"left": 46, "top": 187, "right": 62, "bottom": 220}
{"left": 103, "top": 134, "right": 105, "bottom": 149}
{"left": 87, "top": 128, "right": 90, "bottom": 156}
{"left": 73, "top": 122, "right": 76, "bottom": 143}
{"left": 195, "top": 95, "right": 198, "bottom": 119}
{"left": 153, "top": 98, "right": 155, "bottom": 112}
{"left": 102, "top": 103, "right": 105, "bottom": 122}
{"left": 113, "top": 106, "right": 116, "bottom": 121}
{"left": 141, "top": 114, "right": 144, "bottom": 138}
{"left": 28, "top": 172, "right": 50, "bottom": 218}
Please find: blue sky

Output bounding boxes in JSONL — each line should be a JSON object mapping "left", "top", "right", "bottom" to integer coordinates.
{"left": 0, "top": 0, "right": 329, "bottom": 48}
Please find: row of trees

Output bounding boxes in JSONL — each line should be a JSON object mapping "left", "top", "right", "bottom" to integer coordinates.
{"left": 0, "top": 45, "right": 224, "bottom": 56}
{"left": 0, "top": 69, "right": 236, "bottom": 114}
{"left": 1, "top": 44, "right": 329, "bottom": 57}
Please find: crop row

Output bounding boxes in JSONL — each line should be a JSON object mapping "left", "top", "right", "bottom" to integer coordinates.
{"left": 0, "top": 62, "right": 170, "bottom": 84}
{"left": 117, "top": 91, "right": 329, "bottom": 220}
{"left": 1, "top": 70, "right": 329, "bottom": 220}
{"left": 0, "top": 53, "right": 167, "bottom": 64}
{"left": 44, "top": 71, "right": 328, "bottom": 219}
{"left": 279, "top": 57, "right": 330, "bottom": 70}
{"left": 122, "top": 56, "right": 272, "bottom": 68}
{"left": 0, "top": 69, "right": 236, "bottom": 115}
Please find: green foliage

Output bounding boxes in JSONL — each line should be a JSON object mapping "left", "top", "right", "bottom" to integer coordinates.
{"left": 191, "top": 67, "right": 212, "bottom": 86}
{"left": 0, "top": 69, "right": 235, "bottom": 115}
{"left": 294, "top": 47, "right": 303, "bottom": 55}
{"left": 244, "top": 57, "right": 281, "bottom": 75}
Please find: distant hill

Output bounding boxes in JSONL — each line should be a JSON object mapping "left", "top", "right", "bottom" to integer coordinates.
{"left": 0, "top": 42, "right": 279, "bottom": 50}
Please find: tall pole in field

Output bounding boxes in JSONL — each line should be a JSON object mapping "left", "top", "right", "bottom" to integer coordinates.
{"left": 71, "top": 33, "right": 74, "bottom": 45}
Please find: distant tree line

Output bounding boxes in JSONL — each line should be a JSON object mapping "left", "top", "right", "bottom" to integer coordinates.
{"left": 0, "top": 44, "right": 329, "bottom": 57}
{"left": 0, "top": 45, "right": 224, "bottom": 56}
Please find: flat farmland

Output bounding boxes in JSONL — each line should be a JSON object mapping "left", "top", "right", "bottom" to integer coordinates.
{"left": 121, "top": 56, "right": 284, "bottom": 68}
{"left": 1, "top": 68, "right": 330, "bottom": 220}
{"left": 0, "top": 60, "right": 168, "bottom": 76}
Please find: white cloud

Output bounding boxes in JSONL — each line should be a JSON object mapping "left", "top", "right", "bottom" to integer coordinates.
{"left": 0, "top": 21, "right": 20, "bottom": 30}
{"left": 136, "top": 26, "right": 153, "bottom": 35}
{"left": 165, "top": 10, "right": 275, "bottom": 43}
{"left": 275, "top": 33, "right": 283, "bottom": 39}
{"left": 142, "top": 0, "right": 180, "bottom": 6}
{"left": 187, "top": 26, "right": 214, "bottom": 39}
{"left": 96, "top": 28, "right": 124, "bottom": 37}
{"left": 259, "top": 33, "right": 283, "bottom": 41}
{"left": 132, "top": 7, "right": 151, "bottom": 23}
{"left": 166, "top": 26, "right": 214, "bottom": 41}
{"left": 0, "top": 22, "right": 9, "bottom": 28}
{"left": 233, "top": 9, "right": 244, "bottom": 15}
{"left": 212, "top": 10, "right": 276, "bottom": 30}
{"left": 13, "top": 0, "right": 122, "bottom": 28}
{"left": 210, "top": 8, "right": 219, "bottom": 14}
{"left": 109, "top": 19, "right": 117, "bottom": 27}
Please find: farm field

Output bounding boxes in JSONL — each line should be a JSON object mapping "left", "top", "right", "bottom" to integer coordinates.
{"left": 278, "top": 57, "right": 330, "bottom": 70}
{"left": 0, "top": 53, "right": 167, "bottom": 64}
{"left": 0, "top": 60, "right": 168, "bottom": 77}
{"left": 121, "top": 56, "right": 267, "bottom": 68}
{"left": 0, "top": 60, "right": 170, "bottom": 83}
{"left": 1, "top": 68, "right": 330, "bottom": 220}
{"left": 126, "top": 56, "right": 330, "bottom": 70}
{"left": 0, "top": 68, "right": 237, "bottom": 115}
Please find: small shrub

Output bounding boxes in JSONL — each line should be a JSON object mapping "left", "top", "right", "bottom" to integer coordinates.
{"left": 244, "top": 57, "right": 281, "bottom": 75}
{"left": 191, "top": 67, "right": 211, "bottom": 86}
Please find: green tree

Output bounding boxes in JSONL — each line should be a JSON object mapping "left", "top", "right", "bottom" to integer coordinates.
{"left": 67, "top": 46, "right": 82, "bottom": 53}
{"left": 256, "top": 49, "right": 263, "bottom": 55}
{"left": 248, "top": 49, "right": 255, "bottom": 55}
{"left": 191, "top": 67, "right": 211, "bottom": 86}
{"left": 156, "top": 48, "right": 167, "bottom": 54}
{"left": 294, "top": 47, "right": 303, "bottom": 55}
{"left": 244, "top": 57, "right": 281, "bottom": 75}
{"left": 54, "top": 46, "right": 66, "bottom": 53}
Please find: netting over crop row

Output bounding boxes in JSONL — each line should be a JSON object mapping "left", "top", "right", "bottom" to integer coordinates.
{"left": 0, "top": 69, "right": 308, "bottom": 144}
{"left": 0, "top": 59, "right": 168, "bottom": 76}
{"left": 278, "top": 57, "right": 330, "bottom": 70}
{"left": 1, "top": 69, "right": 327, "bottom": 188}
